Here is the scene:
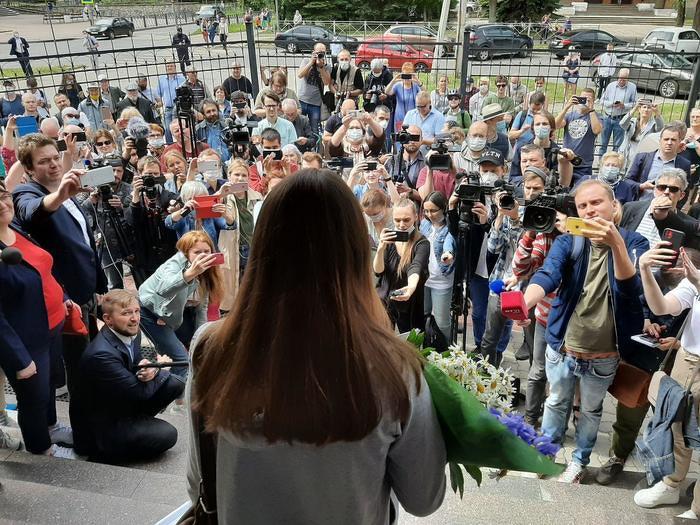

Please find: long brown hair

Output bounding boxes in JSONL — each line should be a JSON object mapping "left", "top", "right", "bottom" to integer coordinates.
{"left": 175, "top": 231, "right": 224, "bottom": 304}
{"left": 393, "top": 198, "right": 422, "bottom": 278}
{"left": 194, "top": 169, "right": 422, "bottom": 444}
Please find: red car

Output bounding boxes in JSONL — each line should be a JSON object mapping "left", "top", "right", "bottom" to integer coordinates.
{"left": 355, "top": 36, "right": 434, "bottom": 73}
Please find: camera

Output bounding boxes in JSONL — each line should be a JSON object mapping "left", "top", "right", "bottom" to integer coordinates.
{"left": 427, "top": 134, "right": 461, "bottom": 171}
{"left": 522, "top": 186, "right": 577, "bottom": 233}
{"left": 98, "top": 183, "right": 114, "bottom": 205}
{"left": 393, "top": 125, "right": 420, "bottom": 144}
{"left": 141, "top": 174, "right": 166, "bottom": 201}
{"left": 454, "top": 172, "right": 485, "bottom": 229}
{"left": 364, "top": 85, "right": 384, "bottom": 113}
{"left": 315, "top": 52, "right": 325, "bottom": 60}
{"left": 492, "top": 181, "right": 516, "bottom": 210}
{"left": 549, "top": 146, "right": 582, "bottom": 167}
{"left": 175, "top": 85, "right": 194, "bottom": 114}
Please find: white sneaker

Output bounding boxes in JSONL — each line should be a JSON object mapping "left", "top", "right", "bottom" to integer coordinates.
{"left": 558, "top": 462, "right": 586, "bottom": 484}
{"left": 0, "top": 430, "right": 21, "bottom": 451}
{"left": 48, "top": 422, "right": 73, "bottom": 447}
{"left": 634, "top": 480, "right": 680, "bottom": 508}
{"left": 677, "top": 509, "right": 698, "bottom": 520}
{"left": 48, "top": 444, "right": 80, "bottom": 460}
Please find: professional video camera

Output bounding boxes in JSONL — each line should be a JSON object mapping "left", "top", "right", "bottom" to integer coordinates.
{"left": 220, "top": 119, "right": 251, "bottom": 158}
{"left": 392, "top": 125, "right": 420, "bottom": 144}
{"left": 427, "top": 133, "right": 462, "bottom": 171}
{"left": 522, "top": 179, "right": 577, "bottom": 233}
{"left": 363, "top": 85, "right": 384, "bottom": 113}
{"left": 453, "top": 173, "right": 518, "bottom": 227}
{"left": 175, "top": 85, "right": 194, "bottom": 115}
{"left": 125, "top": 117, "right": 150, "bottom": 158}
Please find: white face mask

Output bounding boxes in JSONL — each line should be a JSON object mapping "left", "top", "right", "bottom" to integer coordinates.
{"left": 535, "top": 126, "right": 551, "bottom": 139}
{"left": 372, "top": 70, "right": 382, "bottom": 78}
{"left": 367, "top": 210, "right": 385, "bottom": 222}
{"left": 149, "top": 138, "right": 165, "bottom": 148}
{"left": 468, "top": 136, "right": 487, "bottom": 152}
{"left": 346, "top": 128, "right": 363, "bottom": 142}
{"left": 339, "top": 60, "right": 350, "bottom": 71}
{"left": 479, "top": 85, "right": 488, "bottom": 94}
{"left": 481, "top": 171, "right": 500, "bottom": 186}
{"left": 378, "top": 119, "right": 389, "bottom": 130}
{"left": 204, "top": 171, "right": 219, "bottom": 181}
{"left": 535, "top": 86, "right": 544, "bottom": 93}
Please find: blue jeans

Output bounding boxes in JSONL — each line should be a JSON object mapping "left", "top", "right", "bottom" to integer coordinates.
{"left": 470, "top": 275, "right": 511, "bottom": 353}
{"left": 598, "top": 116, "right": 624, "bottom": 155}
{"left": 139, "top": 307, "right": 189, "bottom": 380}
{"left": 300, "top": 101, "right": 321, "bottom": 136}
{"left": 542, "top": 346, "right": 619, "bottom": 466}
{"left": 424, "top": 286, "right": 452, "bottom": 341}
{"left": 163, "top": 107, "right": 174, "bottom": 144}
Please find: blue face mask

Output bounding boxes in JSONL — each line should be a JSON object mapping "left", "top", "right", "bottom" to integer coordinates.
{"left": 686, "top": 141, "right": 697, "bottom": 150}
{"left": 65, "top": 117, "right": 80, "bottom": 127}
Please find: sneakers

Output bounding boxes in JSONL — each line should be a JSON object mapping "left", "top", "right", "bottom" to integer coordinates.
{"left": 48, "top": 422, "right": 73, "bottom": 447}
{"left": 558, "top": 462, "right": 586, "bottom": 484}
{"left": 596, "top": 456, "right": 625, "bottom": 485}
{"left": 514, "top": 343, "right": 531, "bottom": 361}
{"left": 48, "top": 444, "right": 80, "bottom": 460}
{"left": 634, "top": 480, "right": 680, "bottom": 508}
{"left": 677, "top": 509, "right": 698, "bottom": 520}
{"left": 0, "top": 410, "right": 18, "bottom": 428}
{"left": 0, "top": 430, "right": 21, "bottom": 451}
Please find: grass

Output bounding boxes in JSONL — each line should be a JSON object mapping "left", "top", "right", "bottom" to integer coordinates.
{"left": 190, "top": 22, "right": 246, "bottom": 36}
{"left": 0, "top": 64, "right": 84, "bottom": 79}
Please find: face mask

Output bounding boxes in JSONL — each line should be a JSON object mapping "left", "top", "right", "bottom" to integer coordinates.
{"left": 468, "top": 136, "right": 487, "bottom": 152}
{"left": 479, "top": 85, "right": 488, "bottom": 94}
{"left": 339, "top": 60, "right": 350, "bottom": 71}
{"left": 367, "top": 210, "right": 385, "bottom": 222}
{"left": 599, "top": 166, "right": 621, "bottom": 185}
{"left": 346, "top": 129, "right": 363, "bottom": 142}
{"left": 535, "top": 86, "right": 544, "bottom": 93}
{"left": 204, "top": 171, "right": 219, "bottom": 181}
{"left": 149, "top": 138, "right": 165, "bottom": 148}
{"left": 65, "top": 118, "right": 80, "bottom": 126}
{"left": 378, "top": 119, "right": 389, "bottom": 130}
{"left": 686, "top": 141, "right": 697, "bottom": 150}
{"left": 372, "top": 70, "right": 382, "bottom": 78}
{"left": 397, "top": 225, "right": 415, "bottom": 236}
{"left": 13, "top": 33, "right": 19, "bottom": 38}
{"left": 510, "top": 83, "right": 519, "bottom": 91}
{"left": 481, "top": 171, "right": 499, "bottom": 186}
{"left": 535, "top": 126, "right": 551, "bottom": 139}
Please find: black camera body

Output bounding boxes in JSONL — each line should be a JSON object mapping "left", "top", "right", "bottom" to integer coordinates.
{"left": 427, "top": 138, "right": 452, "bottom": 171}
{"left": 523, "top": 188, "right": 577, "bottom": 233}
{"left": 549, "top": 146, "right": 582, "bottom": 167}
{"left": 175, "top": 85, "right": 194, "bottom": 115}
{"left": 454, "top": 172, "right": 485, "bottom": 229}
{"left": 393, "top": 125, "right": 420, "bottom": 144}
{"left": 141, "top": 174, "right": 166, "bottom": 202}
{"left": 364, "top": 84, "right": 384, "bottom": 112}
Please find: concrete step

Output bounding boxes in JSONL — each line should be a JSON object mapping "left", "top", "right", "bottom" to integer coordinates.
{"left": 570, "top": 15, "right": 677, "bottom": 26}
{"left": 0, "top": 7, "right": 19, "bottom": 17}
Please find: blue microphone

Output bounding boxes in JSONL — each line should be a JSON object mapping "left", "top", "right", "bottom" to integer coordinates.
{"left": 489, "top": 279, "right": 506, "bottom": 295}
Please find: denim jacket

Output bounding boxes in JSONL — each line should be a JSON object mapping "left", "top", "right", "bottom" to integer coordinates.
{"left": 419, "top": 219, "right": 456, "bottom": 276}
{"left": 636, "top": 374, "right": 686, "bottom": 485}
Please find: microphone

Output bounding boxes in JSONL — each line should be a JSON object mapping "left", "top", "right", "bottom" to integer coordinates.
{"left": 126, "top": 116, "right": 150, "bottom": 140}
{"left": 0, "top": 247, "right": 23, "bottom": 266}
{"left": 489, "top": 279, "right": 506, "bottom": 295}
{"left": 490, "top": 279, "right": 529, "bottom": 321}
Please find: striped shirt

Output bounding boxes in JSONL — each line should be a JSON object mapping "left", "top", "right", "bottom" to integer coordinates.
{"left": 511, "top": 231, "right": 557, "bottom": 326}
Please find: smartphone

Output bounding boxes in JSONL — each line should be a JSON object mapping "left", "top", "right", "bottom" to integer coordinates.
{"left": 80, "top": 165, "right": 115, "bottom": 189}
{"left": 348, "top": 110, "right": 362, "bottom": 118}
{"left": 262, "top": 149, "right": 283, "bottom": 161}
{"left": 198, "top": 160, "right": 220, "bottom": 174}
{"left": 56, "top": 139, "right": 68, "bottom": 152}
{"left": 388, "top": 229, "right": 409, "bottom": 242}
{"left": 389, "top": 289, "right": 405, "bottom": 298}
{"left": 366, "top": 160, "right": 377, "bottom": 171}
{"left": 15, "top": 116, "right": 38, "bottom": 137}
{"left": 67, "top": 130, "right": 87, "bottom": 142}
{"left": 565, "top": 217, "right": 587, "bottom": 236}
{"left": 662, "top": 228, "right": 685, "bottom": 266}
{"left": 401, "top": 73, "right": 413, "bottom": 80}
{"left": 639, "top": 98, "right": 653, "bottom": 105}
{"left": 631, "top": 333, "right": 661, "bottom": 349}
{"left": 229, "top": 181, "right": 249, "bottom": 193}
{"left": 211, "top": 253, "right": 225, "bottom": 266}
{"left": 100, "top": 107, "right": 113, "bottom": 121}
{"left": 574, "top": 96, "right": 588, "bottom": 105}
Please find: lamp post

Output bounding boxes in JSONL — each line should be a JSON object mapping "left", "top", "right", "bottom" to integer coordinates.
{"left": 46, "top": 1, "right": 62, "bottom": 68}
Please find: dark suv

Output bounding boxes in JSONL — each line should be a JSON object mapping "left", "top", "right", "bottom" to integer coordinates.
{"left": 467, "top": 24, "right": 533, "bottom": 61}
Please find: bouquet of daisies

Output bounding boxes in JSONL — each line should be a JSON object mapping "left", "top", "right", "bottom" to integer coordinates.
{"left": 407, "top": 331, "right": 563, "bottom": 496}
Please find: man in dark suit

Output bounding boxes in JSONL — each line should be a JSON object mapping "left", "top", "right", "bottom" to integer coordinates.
{"left": 97, "top": 74, "right": 125, "bottom": 114}
{"left": 12, "top": 133, "right": 107, "bottom": 449}
{"left": 621, "top": 168, "right": 700, "bottom": 248}
{"left": 76, "top": 289, "right": 184, "bottom": 461}
{"left": 7, "top": 31, "right": 32, "bottom": 78}
{"left": 281, "top": 98, "right": 317, "bottom": 153}
{"left": 625, "top": 123, "right": 691, "bottom": 200}
{"left": 115, "top": 83, "right": 158, "bottom": 124}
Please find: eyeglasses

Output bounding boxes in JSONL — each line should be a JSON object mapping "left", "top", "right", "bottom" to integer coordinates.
{"left": 416, "top": 104, "right": 428, "bottom": 109}
{"left": 95, "top": 141, "right": 113, "bottom": 146}
{"left": 496, "top": 84, "right": 506, "bottom": 88}
{"left": 264, "top": 104, "right": 278, "bottom": 109}
{"left": 656, "top": 184, "right": 681, "bottom": 193}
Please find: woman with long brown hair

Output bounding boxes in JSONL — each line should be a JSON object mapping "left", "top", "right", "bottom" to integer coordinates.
{"left": 187, "top": 169, "right": 446, "bottom": 523}
{"left": 374, "top": 197, "right": 430, "bottom": 332}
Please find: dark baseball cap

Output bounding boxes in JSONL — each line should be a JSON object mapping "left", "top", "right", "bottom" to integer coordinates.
{"left": 476, "top": 148, "right": 504, "bottom": 167}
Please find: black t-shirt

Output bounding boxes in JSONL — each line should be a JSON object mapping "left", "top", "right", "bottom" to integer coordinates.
{"left": 324, "top": 113, "right": 343, "bottom": 135}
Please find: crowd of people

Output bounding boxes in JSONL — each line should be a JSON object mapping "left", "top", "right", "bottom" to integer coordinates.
{"left": 0, "top": 39, "right": 700, "bottom": 521}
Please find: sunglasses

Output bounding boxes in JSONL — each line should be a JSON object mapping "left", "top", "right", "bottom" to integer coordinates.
{"left": 656, "top": 184, "right": 681, "bottom": 193}
{"left": 416, "top": 104, "right": 428, "bottom": 109}
{"left": 95, "top": 141, "right": 113, "bottom": 146}
{"left": 496, "top": 84, "right": 506, "bottom": 88}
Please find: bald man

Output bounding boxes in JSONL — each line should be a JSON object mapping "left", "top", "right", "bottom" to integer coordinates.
{"left": 322, "top": 98, "right": 357, "bottom": 145}
{"left": 40, "top": 117, "right": 60, "bottom": 140}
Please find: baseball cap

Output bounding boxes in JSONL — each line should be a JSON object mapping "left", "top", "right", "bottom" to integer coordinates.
{"left": 87, "top": 82, "right": 99, "bottom": 90}
{"left": 126, "top": 82, "right": 139, "bottom": 91}
{"left": 97, "top": 74, "right": 108, "bottom": 82}
{"left": 476, "top": 149, "right": 504, "bottom": 167}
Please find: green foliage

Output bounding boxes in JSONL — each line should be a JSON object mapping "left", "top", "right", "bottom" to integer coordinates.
{"left": 279, "top": 0, "right": 447, "bottom": 21}
{"left": 478, "top": 0, "right": 561, "bottom": 22}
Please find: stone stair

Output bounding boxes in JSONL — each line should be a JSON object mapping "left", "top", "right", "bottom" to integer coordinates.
{"left": 568, "top": 4, "right": 677, "bottom": 26}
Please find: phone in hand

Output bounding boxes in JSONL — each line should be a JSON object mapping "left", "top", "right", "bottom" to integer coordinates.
{"left": 574, "top": 96, "right": 588, "bottom": 105}
{"left": 348, "top": 110, "right": 362, "bottom": 118}
{"left": 662, "top": 228, "right": 685, "bottom": 266}
{"left": 80, "top": 165, "right": 115, "bottom": 189}
{"left": 631, "top": 333, "right": 661, "bottom": 348}
{"left": 262, "top": 149, "right": 283, "bottom": 161}
{"left": 638, "top": 98, "right": 653, "bottom": 105}
{"left": 211, "top": 253, "right": 225, "bottom": 266}
{"left": 15, "top": 116, "right": 38, "bottom": 137}
{"left": 100, "top": 107, "right": 113, "bottom": 121}
{"left": 56, "top": 139, "right": 68, "bottom": 152}
{"left": 366, "top": 160, "right": 377, "bottom": 171}
{"left": 401, "top": 73, "right": 413, "bottom": 80}
{"left": 388, "top": 229, "right": 410, "bottom": 242}
{"left": 198, "top": 160, "right": 220, "bottom": 174}
{"left": 229, "top": 181, "right": 249, "bottom": 193}
{"left": 565, "top": 217, "right": 587, "bottom": 236}
{"left": 67, "top": 130, "right": 87, "bottom": 142}
{"left": 389, "top": 289, "right": 405, "bottom": 298}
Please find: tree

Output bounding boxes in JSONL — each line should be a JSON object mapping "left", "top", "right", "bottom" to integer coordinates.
{"left": 280, "top": 0, "right": 446, "bottom": 21}
{"left": 675, "top": 0, "right": 686, "bottom": 27}
{"left": 479, "top": 0, "right": 561, "bottom": 22}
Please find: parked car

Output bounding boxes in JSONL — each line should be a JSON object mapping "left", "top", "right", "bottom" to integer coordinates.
{"left": 467, "top": 24, "right": 533, "bottom": 61}
{"left": 355, "top": 36, "right": 433, "bottom": 73}
{"left": 273, "top": 25, "right": 359, "bottom": 53}
{"left": 592, "top": 47, "right": 693, "bottom": 99}
{"left": 548, "top": 29, "right": 627, "bottom": 59}
{"left": 195, "top": 5, "right": 225, "bottom": 24}
{"left": 641, "top": 27, "right": 700, "bottom": 58}
{"left": 86, "top": 18, "right": 135, "bottom": 39}
{"left": 383, "top": 25, "right": 455, "bottom": 56}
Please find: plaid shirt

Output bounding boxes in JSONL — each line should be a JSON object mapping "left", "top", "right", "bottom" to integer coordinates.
{"left": 486, "top": 209, "right": 523, "bottom": 285}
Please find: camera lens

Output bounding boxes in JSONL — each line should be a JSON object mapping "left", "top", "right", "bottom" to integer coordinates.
{"left": 498, "top": 194, "right": 515, "bottom": 210}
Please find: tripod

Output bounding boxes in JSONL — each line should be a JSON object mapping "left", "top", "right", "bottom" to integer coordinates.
{"left": 449, "top": 206, "right": 474, "bottom": 352}
{"left": 96, "top": 199, "right": 135, "bottom": 289}
{"left": 176, "top": 103, "right": 198, "bottom": 161}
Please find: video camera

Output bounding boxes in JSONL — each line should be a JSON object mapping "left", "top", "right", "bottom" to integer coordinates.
{"left": 364, "top": 85, "right": 384, "bottom": 113}
{"left": 427, "top": 133, "right": 461, "bottom": 171}
{"left": 392, "top": 125, "right": 420, "bottom": 145}
{"left": 141, "top": 174, "right": 166, "bottom": 202}
{"left": 522, "top": 182, "right": 577, "bottom": 233}
{"left": 221, "top": 120, "right": 250, "bottom": 147}
{"left": 454, "top": 173, "right": 517, "bottom": 228}
{"left": 175, "top": 85, "right": 194, "bottom": 115}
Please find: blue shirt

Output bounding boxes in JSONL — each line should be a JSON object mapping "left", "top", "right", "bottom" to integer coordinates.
{"left": 252, "top": 117, "right": 298, "bottom": 147}
{"left": 402, "top": 108, "right": 446, "bottom": 141}
{"left": 157, "top": 73, "right": 186, "bottom": 109}
{"left": 196, "top": 120, "right": 231, "bottom": 162}
{"left": 601, "top": 80, "right": 637, "bottom": 117}
{"left": 512, "top": 110, "right": 535, "bottom": 147}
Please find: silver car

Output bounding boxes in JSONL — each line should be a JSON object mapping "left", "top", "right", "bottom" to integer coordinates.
{"left": 593, "top": 48, "right": 693, "bottom": 99}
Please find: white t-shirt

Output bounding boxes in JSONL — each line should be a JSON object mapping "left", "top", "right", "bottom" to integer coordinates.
{"left": 668, "top": 278, "right": 700, "bottom": 356}
{"left": 62, "top": 198, "right": 92, "bottom": 247}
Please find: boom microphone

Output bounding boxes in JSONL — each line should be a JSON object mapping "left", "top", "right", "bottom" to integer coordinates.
{"left": 0, "top": 247, "right": 23, "bottom": 266}
{"left": 126, "top": 116, "right": 150, "bottom": 140}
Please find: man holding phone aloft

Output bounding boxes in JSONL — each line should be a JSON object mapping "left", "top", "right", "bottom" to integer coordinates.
{"left": 297, "top": 43, "right": 331, "bottom": 135}
{"left": 519, "top": 179, "right": 648, "bottom": 484}
{"left": 599, "top": 68, "right": 637, "bottom": 156}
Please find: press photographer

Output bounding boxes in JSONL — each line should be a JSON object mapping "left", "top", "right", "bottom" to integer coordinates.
{"left": 124, "top": 156, "right": 178, "bottom": 286}
{"left": 230, "top": 90, "right": 260, "bottom": 133}
{"left": 329, "top": 49, "right": 364, "bottom": 104}
{"left": 417, "top": 133, "right": 463, "bottom": 201}
{"left": 81, "top": 156, "right": 135, "bottom": 290}
{"left": 362, "top": 59, "right": 392, "bottom": 113}
{"left": 297, "top": 43, "right": 332, "bottom": 134}
{"left": 383, "top": 125, "right": 425, "bottom": 203}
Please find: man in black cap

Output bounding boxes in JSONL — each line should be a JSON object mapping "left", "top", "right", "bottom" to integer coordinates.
{"left": 171, "top": 27, "right": 191, "bottom": 75}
